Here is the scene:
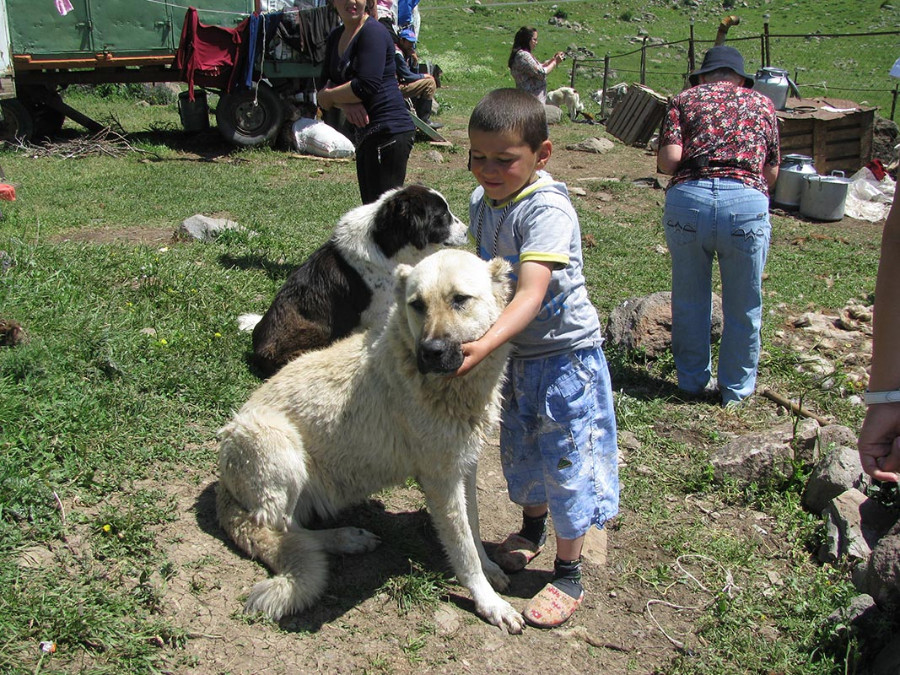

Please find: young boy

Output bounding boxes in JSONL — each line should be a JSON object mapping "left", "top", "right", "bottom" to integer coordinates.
{"left": 456, "top": 88, "right": 619, "bottom": 628}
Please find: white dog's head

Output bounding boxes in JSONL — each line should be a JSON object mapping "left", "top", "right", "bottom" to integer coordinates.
{"left": 394, "top": 249, "right": 511, "bottom": 375}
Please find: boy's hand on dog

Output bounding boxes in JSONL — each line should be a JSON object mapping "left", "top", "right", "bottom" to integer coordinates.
{"left": 455, "top": 339, "right": 490, "bottom": 377}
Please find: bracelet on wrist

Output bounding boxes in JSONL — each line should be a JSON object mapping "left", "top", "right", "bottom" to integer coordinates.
{"left": 864, "top": 389, "right": 900, "bottom": 405}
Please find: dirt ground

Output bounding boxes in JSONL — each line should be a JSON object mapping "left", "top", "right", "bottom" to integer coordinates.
{"left": 121, "top": 130, "right": 699, "bottom": 674}
{"left": 52, "top": 124, "right": 885, "bottom": 673}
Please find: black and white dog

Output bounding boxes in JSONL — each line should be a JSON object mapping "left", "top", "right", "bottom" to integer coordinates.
{"left": 239, "top": 185, "right": 468, "bottom": 377}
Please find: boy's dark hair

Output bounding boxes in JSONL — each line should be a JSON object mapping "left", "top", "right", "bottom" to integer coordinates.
{"left": 468, "top": 88, "right": 549, "bottom": 151}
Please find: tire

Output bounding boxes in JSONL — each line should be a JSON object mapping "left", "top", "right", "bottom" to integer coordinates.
{"left": 216, "top": 85, "right": 284, "bottom": 147}
{"left": 17, "top": 85, "right": 67, "bottom": 138}
{"left": 0, "top": 98, "right": 35, "bottom": 143}
{"left": 32, "top": 105, "right": 66, "bottom": 138}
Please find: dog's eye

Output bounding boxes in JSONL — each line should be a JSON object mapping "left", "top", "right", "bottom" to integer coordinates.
{"left": 451, "top": 294, "right": 471, "bottom": 309}
{"left": 409, "top": 298, "right": 426, "bottom": 313}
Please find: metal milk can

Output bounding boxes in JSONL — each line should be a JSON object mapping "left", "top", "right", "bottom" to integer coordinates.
{"left": 773, "top": 154, "right": 817, "bottom": 210}
{"left": 754, "top": 67, "right": 791, "bottom": 110}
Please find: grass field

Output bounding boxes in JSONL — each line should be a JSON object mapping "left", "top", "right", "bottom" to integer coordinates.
{"left": 0, "top": 1, "right": 898, "bottom": 673}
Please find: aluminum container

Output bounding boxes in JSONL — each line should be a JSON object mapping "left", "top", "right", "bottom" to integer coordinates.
{"left": 772, "top": 154, "right": 817, "bottom": 210}
{"left": 799, "top": 171, "right": 851, "bottom": 222}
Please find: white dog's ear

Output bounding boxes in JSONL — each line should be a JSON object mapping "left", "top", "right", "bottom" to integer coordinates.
{"left": 394, "top": 263, "right": 413, "bottom": 303}
{"left": 488, "top": 257, "right": 513, "bottom": 306}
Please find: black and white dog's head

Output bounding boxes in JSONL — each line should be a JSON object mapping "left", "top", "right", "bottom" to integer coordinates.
{"left": 333, "top": 185, "right": 468, "bottom": 266}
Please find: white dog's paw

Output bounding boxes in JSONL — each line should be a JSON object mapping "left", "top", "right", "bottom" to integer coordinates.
{"left": 476, "top": 596, "right": 525, "bottom": 635}
{"left": 482, "top": 559, "right": 510, "bottom": 592}
{"left": 315, "top": 527, "right": 381, "bottom": 554}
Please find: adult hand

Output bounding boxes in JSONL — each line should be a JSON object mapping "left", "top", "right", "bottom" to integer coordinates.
{"left": 858, "top": 402, "right": 900, "bottom": 482}
{"left": 341, "top": 101, "right": 370, "bottom": 128}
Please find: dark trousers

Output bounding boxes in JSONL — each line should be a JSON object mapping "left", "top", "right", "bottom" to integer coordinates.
{"left": 355, "top": 130, "right": 415, "bottom": 204}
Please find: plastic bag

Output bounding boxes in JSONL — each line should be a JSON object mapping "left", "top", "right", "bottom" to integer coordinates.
{"left": 843, "top": 167, "right": 895, "bottom": 222}
{"left": 292, "top": 118, "right": 355, "bottom": 159}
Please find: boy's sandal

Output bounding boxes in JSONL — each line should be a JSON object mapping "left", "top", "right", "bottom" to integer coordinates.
{"left": 524, "top": 583, "right": 584, "bottom": 628}
{"left": 492, "top": 533, "right": 543, "bottom": 573}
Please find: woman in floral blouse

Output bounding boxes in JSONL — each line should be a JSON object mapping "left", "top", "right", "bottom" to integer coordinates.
{"left": 507, "top": 27, "right": 564, "bottom": 103}
{"left": 657, "top": 45, "right": 780, "bottom": 407}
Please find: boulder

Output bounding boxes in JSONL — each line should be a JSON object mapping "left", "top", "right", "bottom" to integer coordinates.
{"left": 803, "top": 446, "right": 866, "bottom": 514}
{"left": 605, "top": 291, "right": 722, "bottom": 358}
{"left": 544, "top": 104, "right": 563, "bottom": 125}
{"left": 818, "top": 489, "right": 897, "bottom": 563}
{"left": 711, "top": 428, "right": 794, "bottom": 486}
{"left": 178, "top": 214, "right": 244, "bottom": 242}
{"left": 866, "top": 519, "right": 900, "bottom": 613}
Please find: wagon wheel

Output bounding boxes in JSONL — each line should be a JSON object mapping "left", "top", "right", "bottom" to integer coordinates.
{"left": 0, "top": 98, "right": 35, "bottom": 143}
{"left": 215, "top": 84, "right": 284, "bottom": 147}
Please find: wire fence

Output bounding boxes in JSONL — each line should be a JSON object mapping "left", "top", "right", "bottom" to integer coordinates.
{"left": 568, "top": 24, "right": 900, "bottom": 122}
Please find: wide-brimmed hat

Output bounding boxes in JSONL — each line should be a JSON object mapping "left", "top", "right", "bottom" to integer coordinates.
{"left": 398, "top": 26, "right": 417, "bottom": 44}
{"left": 689, "top": 45, "right": 753, "bottom": 87}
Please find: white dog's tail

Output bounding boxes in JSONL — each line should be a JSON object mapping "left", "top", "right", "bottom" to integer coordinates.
{"left": 237, "top": 313, "right": 262, "bottom": 332}
{"left": 217, "top": 486, "right": 329, "bottom": 620}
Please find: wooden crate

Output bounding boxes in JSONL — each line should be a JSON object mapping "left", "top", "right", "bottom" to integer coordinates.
{"left": 605, "top": 84, "right": 668, "bottom": 147}
{"left": 777, "top": 97, "right": 875, "bottom": 175}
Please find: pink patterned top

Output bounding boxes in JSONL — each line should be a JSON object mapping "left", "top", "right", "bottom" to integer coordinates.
{"left": 660, "top": 81, "right": 780, "bottom": 195}
{"left": 509, "top": 49, "right": 548, "bottom": 103}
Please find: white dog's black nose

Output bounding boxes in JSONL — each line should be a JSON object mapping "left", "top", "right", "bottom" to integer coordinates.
{"left": 416, "top": 338, "right": 464, "bottom": 374}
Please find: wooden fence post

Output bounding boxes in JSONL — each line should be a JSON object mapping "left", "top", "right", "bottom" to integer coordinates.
{"left": 891, "top": 83, "right": 898, "bottom": 121}
{"left": 640, "top": 37, "right": 647, "bottom": 85}
{"left": 601, "top": 53, "right": 610, "bottom": 120}
{"left": 688, "top": 17, "right": 695, "bottom": 72}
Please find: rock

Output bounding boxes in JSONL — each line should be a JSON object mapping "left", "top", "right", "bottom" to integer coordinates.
{"left": 826, "top": 594, "right": 884, "bottom": 635}
{"left": 582, "top": 527, "right": 607, "bottom": 566}
{"left": 178, "top": 214, "right": 243, "bottom": 242}
{"left": 872, "top": 635, "right": 900, "bottom": 675}
{"left": 544, "top": 104, "right": 563, "bottom": 125}
{"left": 604, "top": 291, "right": 722, "bottom": 358}
{"left": 818, "top": 489, "right": 897, "bottom": 563}
{"left": 711, "top": 429, "right": 795, "bottom": 487}
{"left": 566, "top": 137, "right": 615, "bottom": 154}
{"left": 803, "top": 446, "right": 866, "bottom": 513}
{"left": 867, "top": 519, "right": 900, "bottom": 613}
{"left": 425, "top": 149, "right": 444, "bottom": 164}
{"left": 818, "top": 424, "right": 859, "bottom": 455}
{"left": 433, "top": 605, "right": 461, "bottom": 636}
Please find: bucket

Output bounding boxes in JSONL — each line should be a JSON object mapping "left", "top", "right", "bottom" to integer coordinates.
{"left": 178, "top": 90, "right": 209, "bottom": 133}
{"left": 799, "top": 171, "right": 850, "bottom": 222}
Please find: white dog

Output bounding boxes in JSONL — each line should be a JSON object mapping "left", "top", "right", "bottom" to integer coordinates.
{"left": 547, "top": 86, "right": 585, "bottom": 121}
{"left": 217, "top": 249, "right": 525, "bottom": 633}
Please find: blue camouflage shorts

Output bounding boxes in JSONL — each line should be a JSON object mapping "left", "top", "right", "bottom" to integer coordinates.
{"left": 500, "top": 346, "right": 619, "bottom": 540}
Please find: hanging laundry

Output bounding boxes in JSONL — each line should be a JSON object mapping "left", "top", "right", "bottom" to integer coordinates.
{"left": 175, "top": 7, "right": 249, "bottom": 100}
{"left": 55, "top": 0, "right": 74, "bottom": 16}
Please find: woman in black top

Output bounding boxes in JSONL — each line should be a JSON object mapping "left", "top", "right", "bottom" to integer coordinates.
{"left": 317, "top": 0, "right": 415, "bottom": 204}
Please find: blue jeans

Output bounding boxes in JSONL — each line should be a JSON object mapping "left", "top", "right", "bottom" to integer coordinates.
{"left": 663, "top": 178, "right": 771, "bottom": 404}
{"left": 499, "top": 347, "right": 619, "bottom": 540}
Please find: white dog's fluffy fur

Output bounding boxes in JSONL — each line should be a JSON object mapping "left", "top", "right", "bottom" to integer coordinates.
{"left": 217, "top": 249, "right": 525, "bottom": 633}
{"left": 547, "top": 86, "right": 585, "bottom": 121}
